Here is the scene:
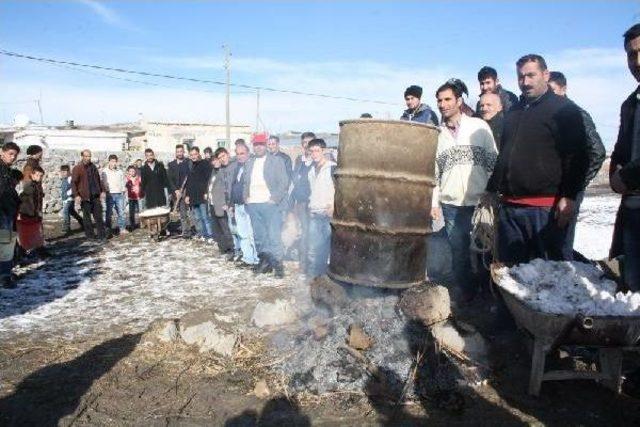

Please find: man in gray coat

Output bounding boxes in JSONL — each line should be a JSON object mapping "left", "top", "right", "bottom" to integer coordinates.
{"left": 207, "top": 147, "right": 234, "bottom": 256}
{"left": 243, "top": 134, "right": 290, "bottom": 277}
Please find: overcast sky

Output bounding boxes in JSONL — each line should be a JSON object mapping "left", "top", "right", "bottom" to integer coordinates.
{"left": 1, "top": 1, "right": 639, "bottom": 148}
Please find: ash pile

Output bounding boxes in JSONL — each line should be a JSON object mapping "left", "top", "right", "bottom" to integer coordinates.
{"left": 271, "top": 276, "right": 490, "bottom": 401}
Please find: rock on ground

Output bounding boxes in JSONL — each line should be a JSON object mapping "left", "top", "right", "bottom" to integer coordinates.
{"left": 178, "top": 308, "right": 238, "bottom": 357}
{"left": 251, "top": 299, "right": 298, "bottom": 328}
{"left": 399, "top": 284, "right": 451, "bottom": 326}
{"left": 309, "top": 275, "right": 349, "bottom": 310}
{"left": 431, "top": 320, "right": 488, "bottom": 364}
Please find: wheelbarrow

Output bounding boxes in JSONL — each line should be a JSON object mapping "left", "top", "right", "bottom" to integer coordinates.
{"left": 139, "top": 208, "right": 171, "bottom": 241}
{"left": 491, "top": 263, "right": 640, "bottom": 396}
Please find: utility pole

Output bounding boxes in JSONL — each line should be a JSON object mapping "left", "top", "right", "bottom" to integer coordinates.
{"left": 37, "top": 90, "right": 44, "bottom": 124}
{"left": 223, "top": 44, "right": 231, "bottom": 146}
{"left": 255, "top": 89, "right": 260, "bottom": 132}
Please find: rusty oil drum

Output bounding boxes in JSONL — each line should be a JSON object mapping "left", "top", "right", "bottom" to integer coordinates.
{"left": 328, "top": 119, "right": 439, "bottom": 289}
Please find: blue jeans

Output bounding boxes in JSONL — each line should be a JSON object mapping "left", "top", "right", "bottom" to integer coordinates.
{"left": 623, "top": 206, "right": 640, "bottom": 291}
{"left": 246, "top": 203, "right": 284, "bottom": 262}
{"left": 307, "top": 213, "right": 332, "bottom": 278}
{"left": 192, "top": 203, "right": 213, "bottom": 238}
{"left": 0, "top": 212, "right": 16, "bottom": 279}
{"left": 497, "top": 203, "right": 569, "bottom": 265}
{"left": 106, "top": 193, "right": 126, "bottom": 230}
{"left": 62, "top": 200, "right": 83, "bottom": 232}
{"left": 441, "top": 204, "right": 476, "bottom": 296}
{"left": 233, "top": 204, "right": 258, "bottom": 264}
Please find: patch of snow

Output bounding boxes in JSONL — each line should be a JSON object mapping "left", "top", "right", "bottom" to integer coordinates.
{"left": 574, "top": 193, "right": 619, "bottom": 260}
{"left": 0, "top": 236, "right": 290, "bottom": 342}
{"left": 495, "top": 259, "right": 640, "bottom": 316}
{"left": 139, "top": 207, "right": 171, "bottom": 217}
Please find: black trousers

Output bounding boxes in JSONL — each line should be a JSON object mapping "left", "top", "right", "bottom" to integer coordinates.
{"left": 81, "top": 196, "right": 105, "bottom": 239}
{"left": 211, "top": 211, "right": 234, "bottom": 254}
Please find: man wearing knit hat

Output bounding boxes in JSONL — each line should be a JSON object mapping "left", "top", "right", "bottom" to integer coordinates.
{"left": 400, "top": 85, "right": 439, "bottom": 125}
{"left": 243, "top": 134, "right": 290, "bottom": 278}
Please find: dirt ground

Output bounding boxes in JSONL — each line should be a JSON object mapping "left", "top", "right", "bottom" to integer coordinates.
{"left": 1, "top": 219, "right": 640, "bottom": 426}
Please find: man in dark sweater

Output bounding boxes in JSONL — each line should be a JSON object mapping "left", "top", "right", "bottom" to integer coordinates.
{"left": 0, "top": 142, "right": 21, "bottom": 288}
{"left": 486, "top": 54, "right": 588, "bottom": 264}
{"left": 140, "top": 148, "right": 170, "bottom": 209}
{"left": 167, "top": 144, "right": 193, "bottom": 237}
{"left": 610, "top": 24, "right": 640, "bottom": 291}
{"left": 548, "top": 70, "right": 606, "bottom": 258}
{"left": 475, "top": 66, "right": 519, "bottom": 114}
{"left": 184, "top": 146, "right": 213, "bottom": 240}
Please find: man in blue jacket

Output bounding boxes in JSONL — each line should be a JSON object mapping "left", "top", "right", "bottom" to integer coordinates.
{"left": 400, "top": 85, "right": 439, "bottom": 125}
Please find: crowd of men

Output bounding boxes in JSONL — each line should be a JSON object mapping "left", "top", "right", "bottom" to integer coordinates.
{"left": 1, "top": 24, "right": 639, "bottom": 299}
{"left": 0, "top": 131, "right": 337, "bottom": 287}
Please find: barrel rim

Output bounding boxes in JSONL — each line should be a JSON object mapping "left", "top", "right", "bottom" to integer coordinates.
{"left": 327, "top": 271, "right": 423, "bottom": 289}
{"left": 339, "top": 118, "right": 440, "bottom": 132}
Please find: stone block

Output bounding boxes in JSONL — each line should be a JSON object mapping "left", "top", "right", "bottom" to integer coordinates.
{"left": 179, "top": 308, "right": 237, "bottom": 357}
{"left": 399, "top": 284, "right": 451, "bottom": 327}
{"left": 251, "top": 299, "right": 298, "bottom": 328}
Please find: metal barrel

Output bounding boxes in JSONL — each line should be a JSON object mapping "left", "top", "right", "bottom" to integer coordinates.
{"left": 328, "top": 119, "right": 439, "bottom": 289}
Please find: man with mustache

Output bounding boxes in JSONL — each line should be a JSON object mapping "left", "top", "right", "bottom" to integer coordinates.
{"left": 486, "top": 54, "right": 588, "bottom": 265}
{"left": 610, "top": 23, "right": 640, "bottom": 292}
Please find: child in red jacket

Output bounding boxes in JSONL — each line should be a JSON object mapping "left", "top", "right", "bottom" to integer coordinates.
{"left": 125, "top": 165, "right": 144, "bottom": 230}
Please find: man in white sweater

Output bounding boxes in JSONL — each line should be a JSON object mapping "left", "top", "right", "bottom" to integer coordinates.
{"left": 101, "top": 154, "right": 127, "bottom": 234}
{"left": 306, "top": 139, "right": 336, "bottom": 278}
{"left": 431, "top": 81, "right": 497, "bottom": 303}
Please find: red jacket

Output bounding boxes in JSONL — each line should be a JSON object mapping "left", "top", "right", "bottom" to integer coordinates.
{"left": 126, "top": 175, "right": 144, "bottom": 200}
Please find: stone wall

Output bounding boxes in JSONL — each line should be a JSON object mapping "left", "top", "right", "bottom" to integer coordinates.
{"left": 15, "top": 149, "right": 173, "bottom": 215}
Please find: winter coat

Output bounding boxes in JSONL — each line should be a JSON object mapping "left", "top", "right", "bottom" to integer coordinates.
{"left": 71, "top": 162, "right": 105, "bottom": 201}
{"left": 610, "top": 87, "right": 640, "bottom": 259}
{"left": 486, "top": 88, "right": 588, "bottom": 200}
{"left": 290, "top": 154, "right": 313, "bottom": 204}
{"left": 208, "top": 165, "right": 230, "bottom": 217}
{"left": 126, "top": 175, "right": 144, "bottom": 200}
{"left": 484, "top": 111, "right": 504, "bottom": 151}
{"left": 226, "top": 160, "right": 247, "bottom": 206}
{"left": 275, "top": 151, "right": 293, "bottom": 179}
{"left": 167, "top": 158, "right": 192, "bottom": 192}
{"left": 140, "top": 161, "right": 169, "bottom": 209}
{"left": 184, "top": 159, "right": 212, "bottom": 206}
{"left": 308, "top": 160, "right": 336, "bottom": 216}
{"left": 400, "top": 103, "right": 439, "bottom": 126}
{"left": 578, "top": 105, "right": 606, "bottom": 188}
{"left": 19, "top": 180, "right": 44, "bottom": 219}
{"left": 0, "top": 160, "right": 21, "bottom": 220}
{"left": 60, "top": 176, "right": 73, "bottom": 202}
{"left": 243, "top": 154, "right": 289, "bottom": 207}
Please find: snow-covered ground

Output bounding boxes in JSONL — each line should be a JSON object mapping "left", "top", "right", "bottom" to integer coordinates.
{"left": 0, "top": 236, "right": 294, "bottom": 342}
{"left": 574, "top": 192, "right": 619, "bottom": 260}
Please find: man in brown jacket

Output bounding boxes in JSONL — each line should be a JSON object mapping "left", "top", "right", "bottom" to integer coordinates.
{"left": 71, "top": 149, "right": 106, "bottom": 241}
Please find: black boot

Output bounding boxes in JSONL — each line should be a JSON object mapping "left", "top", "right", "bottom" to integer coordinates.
{"left": 254, "top": 253, "right": 273, "bottom": 275}
{"left": 273, "top": 259, "right": 285, "bottom": 279}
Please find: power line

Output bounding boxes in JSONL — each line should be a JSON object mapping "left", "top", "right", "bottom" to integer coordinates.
{"left": 0, "top": 48, "right": 397, "bottom": 106}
